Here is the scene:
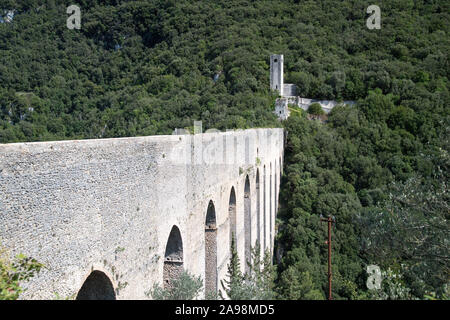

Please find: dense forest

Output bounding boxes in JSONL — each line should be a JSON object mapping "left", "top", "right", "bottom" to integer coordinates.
{"left": 0, "top": 0, "right": 448, "bottom": 299}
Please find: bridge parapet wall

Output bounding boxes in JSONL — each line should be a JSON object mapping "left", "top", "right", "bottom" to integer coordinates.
{"left": 0, "top": 128, "right": 284, "bottom": 299}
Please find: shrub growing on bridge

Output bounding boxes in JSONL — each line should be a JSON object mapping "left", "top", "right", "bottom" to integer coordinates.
{"left": 307, "top": 103, "right": 325, "bottom": 116}
{"left": 220, "top": 239, "right": 276, "bottom": 300}
{"left": 149, "top": 270, "right": 203, "bottom": 300}
{"left": 0, "top": 246, "right": 43, "bottom": 300}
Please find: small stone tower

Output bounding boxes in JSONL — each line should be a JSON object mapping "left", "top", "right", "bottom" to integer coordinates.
{"left": 270, "top": 54, "right": 284, "bottom": 96}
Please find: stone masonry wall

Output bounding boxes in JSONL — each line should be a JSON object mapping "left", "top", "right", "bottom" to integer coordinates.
{"left": 0, "top": 128, "right": 284, "bottom": 299}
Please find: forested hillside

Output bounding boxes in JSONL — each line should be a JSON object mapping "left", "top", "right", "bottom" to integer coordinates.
{"left": 1, "top": 0, "right": 446, "bottom": 142}
{"left": 0, "top": 0, "right": 448, "bottom": 300}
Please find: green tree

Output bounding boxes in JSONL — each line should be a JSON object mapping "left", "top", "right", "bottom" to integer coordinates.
{"left": 358, "top": 171, "right": 449, "bottom": 298}
{"left": 220, "top": 235, "right": 244, "bottom": 300}
{"left": 278, "top": 266, "right": 324, "bottom": 300}
{"left": 242, "top": 243, "right": 277, "bottom": 300}
{"left": 221, "top": 239, "right": 276, "bottom": 300}
{"left": 0, "top": 246, "right": 43, "bottom": 300}
{"left": 149, "top": 270, "right": 203, "bottom": 300}
{"left": 307, "top": 103, "right": 325, "bottom": 116}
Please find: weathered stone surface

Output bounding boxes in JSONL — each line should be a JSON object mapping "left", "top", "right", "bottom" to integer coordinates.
{"left": 0, "top": 128, "right": 283, "bottom": 299}
{"left": 270, "top": 54, "right": 284, "bottom": 95}
{"left": 283, "top": 84, "right": 297, "bottom": 97}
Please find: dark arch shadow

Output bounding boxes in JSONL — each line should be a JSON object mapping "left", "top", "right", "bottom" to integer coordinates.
{"left": 229, "top": 187, "right": 237, "bottom": 246}
{"left": 76, "top": 270, "right": 116, "bottom": 300}
{"left": 205, "top": 200, "right": 217, "bottom": 295}
{"left": 164, "top": 225, "right": 184, "bottom": 289}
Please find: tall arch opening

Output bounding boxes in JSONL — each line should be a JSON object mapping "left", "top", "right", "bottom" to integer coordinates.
{"left": 164, "top": 225, "right": 183, "bottom": 289}
{"left": 256, "top": 170, "right": 261, "bottom": 249}
{"left": 244, "top": 175, "right": 251, "bottom": 272}
{"left": 76, "top": 270, "right": 116, "bottom": 300}
{"left": 205, "top": 200, "right": 218, "bottom": 295}
{"left": 229, "top": 187, "right": 237, "bottom": 249}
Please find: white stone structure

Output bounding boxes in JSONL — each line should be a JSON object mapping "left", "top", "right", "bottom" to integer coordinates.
{"left": 282, "top": 84, "right": 297, "bottom": 97}
{"left": 271, "top": 54, "right": 355, "bottom": 119}
{"left": 274, "top": 99, "right": 290, "bottom": 121}
{"left": 285, "top": 96, "right": 356, "bottom": 114}
{"left": 270, "top": 54, "right": 284, "bottom": 96}
{"left": 0, "top": 128, "right": 284, "bottom": 299}
{"left": 296, "top": 97, "right": 356, "bottom": 114}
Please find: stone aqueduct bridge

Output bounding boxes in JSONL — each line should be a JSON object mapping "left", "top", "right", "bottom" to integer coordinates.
{"left": 0, "top": 128, "right": 284, "bottom": 299}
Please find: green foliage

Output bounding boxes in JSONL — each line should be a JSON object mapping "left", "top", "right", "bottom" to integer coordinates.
{"left": 0, "top": 0, "right": 448, "bottom": 301}
{"left": 277, "top": 87, "right": 448, "bottom": 299}
{"left": 1, "top": 1, "right": 448, "bottom": 143}
{"left": 150, "top": 238, "right": 277, "bottom": 300}
{"left": 358, "top": 170, "right": 449, "bottom": 298}
{"left": 0, "top": 0, "right": 286, "bottom": 142}
{"left": 149, "top": 270, "right": 203, "bottom": 300}
{"left": 278, "top": 267, "right": 324, "bottom": 300}
{"left": 307, "top": 103, "right": 324, "bottom": 116}
{"left": 423, "top": 286, "right": 449, "bottom": 300}
{"left": 367, "top": 267, "right": 413, "bottom": 300}
{"left": 278, "top": 114, "right": 365, "bottom": 299}
{"left": 221, "top": 239, "right": 276, "bottom": 300}
{"left": 242, "top": 244, "right": 277, "bottom": 300}
{"left": 220, "top": 235, "right": 243, "bottom": 299}
{"left": 0, "top": 246, "right": 43, "bottom": 300}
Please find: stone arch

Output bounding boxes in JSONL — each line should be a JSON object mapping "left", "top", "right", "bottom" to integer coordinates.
{"left": 244, "top": 175, "right": 251, "bottom": 272}
{"left": 164, "top": 225, "right": 183, "bottom": 289}
{"left": 76, "top": 270, "right": 116, "bottom": 300}
{"left": 205, "top": 200, "right": 218, "bottom": 295}
{"left": 229, "top": 187, "right": 237, "bottom": 247}
{"left": 256, "top": 169, "right": 261, "bottom": 249}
